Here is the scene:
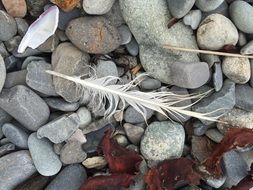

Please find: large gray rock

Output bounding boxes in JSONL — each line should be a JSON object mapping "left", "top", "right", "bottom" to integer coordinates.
{"left": 140, "top": 121, "right": 185, "bottom": 162}
{"left": 0, "top": 11, "right": 17, "bottom": 41}
{"left": 167, "top": 0, "right": 195, "bottom": 18}
{"left": 28, "top": 133, "right": 62, "bottom": 176}
{"left": 192, "top": 79, "right": 235, "bottom": 125}
{"left": 0, "top": 150, "right": 36, "bottom": 190}
{"left": 37, "top": 113, "right": 80, "bottom": 144}
{"left": 235, "top": 84, "right": 253, "bottom": 111}
{"left": 0, "top": 55, "right": 6, "bottom": 93}
{"left": 45, "top": 164, "right": 87, "bottom": 190}
{"left": 0, "top": 85, "right": 50, "bottom": 131}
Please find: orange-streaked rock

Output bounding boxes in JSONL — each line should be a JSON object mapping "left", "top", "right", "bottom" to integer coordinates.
{"left": 50, "top": 0, "right": 80, "bottom": 12}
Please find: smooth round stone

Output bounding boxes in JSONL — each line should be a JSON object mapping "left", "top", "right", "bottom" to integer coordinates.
{"left": 0, "top": 55, "right": 6, "bottom": 93}
{"left": 140, "top": 121, "right": 185, "bottom": 161}
{"left": 0, "top": 85, "right": 50, "bottom": 131}
{"left": 124, "top": 106, "right": 154, "bottom": 124}
{"left": 126, "top": 37, "right": 139, "bottom": 56}
{"left": 183, "top": 10, "right": 202, "bottom": 30}
{"left": 140, "top": 76, "right": 161, "bottom": 90}
{"left": 0, "top": 11, "right": 17, "bottom": 41}
{"left": 200, "top": 54, "right": 220, "bottom": 68}
{"left": 235, "top": 84, "right": 253, "bottom": 111}
{"left": 123, "top": 123, "right": 144, "bottom": 145}
{"left": 76, "top": 107, "right": 92, "bottom": 129}
{"left": 2, "top": 0, "right": 27, "bottom": 18}
{"left": 197, "top": 14, "right": 238, "bottom": 50}
{"left": 44, "top": 97, "right": 80, "bottom": 112}
{"left": 240, "top": 40, "right": 253, "bottom": 55}
{"left": 45, "top": 164, "right": 87, "bottom": 190}
{"left": 206, "top": 176, "right": 226, "bottom": 189}
{"left": 28, "top": 133, "right": 62, "bottom": 176}
{"left": 96, "top": 58, "right": 118, "bottom": 78}
{"left": 0, "top": 150, "right": 36, "bottom": 190}
{"left": 167, "top": 0, "right": 195, "bottom": 18}
{"left": 15, "top": 18, "right": 29, "bottom": 37}
{"left": 118, "top": 24, "right": 132, "bottom": 45}
{"left": 2, "top": 123, "right": 28, "bottom": 148}
{"left": 82, "top": 156, "right": 107, "bottom": 169}
{"left": 66, "top": 16, "right": 121, "bottom": 54}
{"left": 193, "top": 120, "right": 209, "bottom": 136}
{"left": 205, "top": 128, "right": 224, "bottom": 143}
{"left": 83, "top": 0, "right": 115, "bottom": 15}
{"left": 229, "top": 1, "right": 253, "bottom": 33}
{"left": 195, "top": 0, "right": 224, "bottom": 12}
{"left": 114, "top": 134, "right": 129, "bottom": 147}
{"left": 213, "top": 62, "right": 223, "bottom": 91}
{"left": 238, "top": 32, "right": 247, "bottom": 47}
{"left": 222, "top": 57, "right": 250, "bottom": 84}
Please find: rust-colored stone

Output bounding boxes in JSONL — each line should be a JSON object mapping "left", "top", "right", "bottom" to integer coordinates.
{"left": 50, "top": 0, "right": 80, "bottom": 12}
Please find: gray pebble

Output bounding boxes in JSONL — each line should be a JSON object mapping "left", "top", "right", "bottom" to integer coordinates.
{"left": 126, "top": 37, "right": 139, "bottom": 56}
{"left": 123, "top": 123, "right": 144, "bottom": 145}
{"left": 45, "top": 164, "right": 87, "bottom": 190}
{"left": 0, "top": 11, "right": 17, "bottom": 41}
{"left": 124, "top": 106, "right": 154, "bottom": 124}
{"left": 235, "top": 84, "right": 253, "bottom": 111}
{"left": 183, "top": 9, "right": 202, "bottom": 30}
{"left": 37, "top": 113, "right": 80, "bottom": 144}
{"left": 0, "top": 150, "right": 36, "bottom": 190}
{"left": 195, "top": 0, "right": 224, "bottom": 12}
{"left": 193, "top": 120, "right": 209, "bottom": 136}
{"left": 28, "top": 133, "right": 62, "bottom": 176}
{"left": 96, "top": 58, "right": 118, "bottom": 78}
{"left": 4, "top": 35, "right": 21, "bottom": 53}
{"left": 13, "top": 47, "right": 41, "bottom": 58}
{"left": 0, "top": 55, "right": 6, "bottom": 93}
{"left": 118, "top": 24, "right": 132, "bottom": 45}
{"left": 76, "top": 107, "right": 92, "bottom": 129}
{"left": 140, "top": 76, "right": 161, "bottom": 90}
{"left": 205, "top": 128, "right": 224, "bottom": 143}
{"left": 2, "top": 123, "right": 28, "bottom": 148}
{"left": 26, "top": 60, "right": 58, "bottom": 96}
{"left": 22, "top": 56, "right": 45, "bottom": 69}
{"left": 0, "top": 143, "right": 15, "bottom": 157}
{"left": 213, "top": 62, "right": 223, "bottom": 91}
{"left": 240, "top": 40, "right": 253, "bottom": 55}
{"left": 0, "top": 85, "right": 50, "bottom": 131}
{"left": 15, "top": 18, "right": 29, "bottom": 37}
{"left": 82, "top": 0, "right": 115, "bottom": 15}
{"left": 206, "top": 176, "right": 226, "bottom": 189}
{"left": 238, "top": 32, "right": 247, "bottom": 47}
{"left": 200, "top": 54, "right": 220, "bottom": 68}
{"left": 58, "top": 8, "right": 81, "bottom": 30}
{"left": 104, "top": 0, "right": 125, "bottom": 27}
{"left": 82, "top": 117, "right": 116, "bottom": 134}
{"left": 37, "top": 34, "right": 59, "bottom": 53}
{"left": 202, "top": 0, "right": 228, "bottom": 17}
{"left": 0, "top": 42, "right": 9, "bottom": 59}
{"left": 114, "top": 134, "right": 129, "bottom": 147}
{"left": 4, "top": 70, "right": 27, "bottom": 88}
{"left": 4, "top": 55, "right": 20, "bottom": 72}
{"left": 167, "top": 0, "right": 196, "bottom": 18}
{"left": 53, "top": 143, "right": 64, "bottom": 155}
{"left": 140, "top": 121, "right": 185, "bottom": 162}
{"left": 44, "top": 97, "right": 79, "bottom": 112}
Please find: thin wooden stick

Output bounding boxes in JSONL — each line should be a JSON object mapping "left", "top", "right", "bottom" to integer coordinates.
{"left": 163, "top": 45, "right": 253, "bottom": 59}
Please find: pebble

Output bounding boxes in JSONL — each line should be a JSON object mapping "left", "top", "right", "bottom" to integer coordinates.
{"left": 0, "top": 85, "right": 50, "bottom": 131}
{"left": 123, "top": 123, "right": 144, "bottom": 145}
{"left": 126, "top": 37, "right": 139, "bottom": 56}
{"left": 22, "top": 56, "right": 45, "bottom": 69}
{"left": 83, "top": 0, "right": 115, "bottom": 15}
{"left": 0, "top": 55, "right": 6, "bottom": 93}
{"left": 124, "top": 106, "right": 154, "bottom": 124}
{"left": 82, "top": 117, "right": 116, "bottom": 134}
{"left": 222, "top": 150, "right": 248, "bottom": 188}
{"left": 105, "top": 0, "right": 125, "bottom": 27}
{"left": 37, "top": 34, "right": 59, "bottom": 53}
{"left": 235, "top": 84, "right": 253, "bottom": 111}
{"left": 52, "top": 42, "right": 90, "bottom": 103}
{"left": 222, "top": 57, "right": 250, "bottom": 84}
{"left": 50, "top": 0, "right": 80, "bottom": 12}
{"left": 140, "top": 44, "right": 209, "bottom": 88}
{"left": 201, "top": 54, "right": 221, "bottom": 67}
{"left": 0, "top": 143, "right": 15, "bottom": 157}
{"left": 0, "top": 11, "right": 17, "bottom": 41}
{"left": 15, "top": 175, "right": 49, "bottom": 190}
{"left": 67, "top": 129, "right": 86, "bottom": 143}
{"left": 205, "top": 128, "right": 224, "bottom": 143}
{"left": 203, "top": 0, "right": 228, "bottom": 17}
{"left": 2, "top": 0, "right": 27, "bottom": 18}
{"left": 192, "top": 79, "right": 235, "bottom": 125}
{"left": 217, "top": 108, "right": 253, "bottom": 134}
{"left": 96, "top": 58, "right": 119, "bottom": 78}
{"left": 229, "top": 0, "right": 253, "bottom": 33}
{"left": 60, "top": 140, "right": 87, "bottom": 164}
{"left": 118, "top": 24, "right": 132, "bottom": 45}
{"left": 240, "top": 150, "right": 253, "bottom": 170}
{"left": 240, "top": 40, "right": 253, "bottom": 55}
{"left": 4, "top": 36, "right": 22, "bottom": 53}
{"left": 45, "top": 164, "right": 87, "bottom": 190}
{"left": 195, "top": 0, "right": 224, "bottom": 12}
{"left": 15, "top": 18, "right": 29, "bottom": 37}
{"left": 54, "top": 143, "right": 64, "bottom": 155}
{"left": 114, "top": 134, "right": 129, "bottom": 147}
{"left": 26, "top": 60, "right": 58, "bottom": 96}
{"left": 167, "top": 0, "right": 196, "bottom": 18}
{"left": 44, "top": 97, "right": 80, "bottom": 112}
{"left": 213, "top": 62, "right": 223, "bottom": 91}
{"left": 0, "top": 150, "right": 36, "bottom": 190}
{"left": 238, "top": 32, "right": 247, "bottom": 47}
{"left": 37, "top": 113, "right": 80, "bottom": 144}
{"left": 206, "top": 176, "right": 226, "bottom": 189}
{"left": 183, "top": 10, "right": 202, "bottom": 30}
{"left": 28, "top": 133, "right": 62, "bottom": 176}
{"left": 0, "top": 42, "right": 9, "bottom": 59}
{"left": 193, "top": 120, "right": 209, "bottom": 136}
{"left": 4, "top": 55, "right": 20, "bottom": 72}
{"left": 13, "top": 47, "right": 41, "bottom": 58}
{"left": 82, "top": 156, "right": 107, "bottom": 169}
{"left": 58, "top": 8, "right": 81, "bottom": 30}
{"left": 66, "top": 16, "right": 121, "bottom": 54}
{"left": 2, "top": 123, "right": 28, "bottom": 148}
{"left": 140, "top": 121, "right": 185, "bottom": 162}
{"left": 76, "top": 107, "right": 92, "bottom": 129}
{"left": 139, "top": 76, "right": 161, "bottom": 90}
{"left": 197, "top": 14, "right": 238, "bottom": 50}
{"left": 26, "top": 0, "right": 48, "bottom": 16}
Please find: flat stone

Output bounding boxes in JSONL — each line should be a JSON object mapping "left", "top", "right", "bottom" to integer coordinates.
{"left": 0, "top": 150, "right": 36, "bottom": 190}
{"left": 240, "top": 40, "right": 253, "bottom": 55}
{"left": 26, "top": 60, "right": 58, "bottom": 96}
{"left": 4, "top": 70, "right": 27, "bottom": 88}
{"left": 222, "top": 57, "right": 250, "bottom": 84}
{"left": 229, "top": 0, "right": 253, "bottom": 33}
{"left": 235, "top": 84, "right": 253, "bottom": 111}
{"left": 205, "top": 128, "right": 224, "bottom": 143}
{"left": 82, "top": 156, "right": 107, "bottom": 169}
{"left": 222, "top": 150, "right": 248, "bottom": 188}
{"left": 83, "top": 0, "right": 115, "bottom": 15}
{"left": 2, "top": 123, "right": 28, "bottom": 148}
{"left": 0, "top": 55, "right": 6, "bottom": 93}
{"left": 123, "top": 123, "right": 144, "bottom": 145}
{"left": 195, "top": 0, "right": 224, "bottom": 12}
{"left": 45, "top": 164, "right": 87, "bottom": 190}
{"left": 0, "top": 85, "right": 50, "bottom": 131}
{"left": 15, "top": 175, "right": 49, "bottom": 190}
{"left": 124, "top": 106, "right": 154, "bottom": 124}
{"left": 0, "top": 143, "right": 15, "bottom": 157}
{"left": 76, "top": 107, "right": 92, "bottom": 129}
{"left": 44, "top": 97, "right": 80, "bottom": 112}
{"left": 66, "top": 16, "right": 121, "bottom": 54}
{"left": 183, "top": 9, "right": 202, "bottom": 30}
{"left": 52, "top": 42, "right": 90, "bottom": 103}
{"left": 213, "top": 62, "right": 223, "bottom": 91}
{"left": 37, "top": 113, "right": 80, "bottom": 144}
{"left": 197, "top": 14, "right": 238, "bottom": 50}
{"left": 0, "top": 11, "right": 17, "bottom": 41}
{"left": 118, "top": 24, "right": 132, "bottom": 45}
{"left": 28, "top": 133, "right": 62, "bottom": 176}
{"left": 140, "top": 121, "right": 185, "bottom": 162}
{"left": 167, "top": 0, "right": 195, "bottom": 18}
{"left": 192, "top": 79, "right": 235, "bottom": 125}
